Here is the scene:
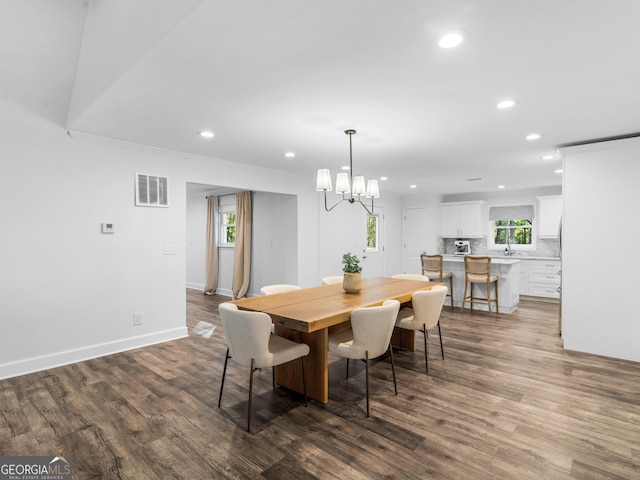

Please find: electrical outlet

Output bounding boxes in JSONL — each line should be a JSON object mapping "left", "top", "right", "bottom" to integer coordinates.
{"left": 133, "top": 312, "right": 143, "bottom": 326}
{"left": 163, "top": 244, "right": 177, "bottom": 255}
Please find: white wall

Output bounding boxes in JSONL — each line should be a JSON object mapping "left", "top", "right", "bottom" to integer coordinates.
{"left": 186, "top": 188, "right": 208, "bottom": 290}
{"left": 250, "top": 191, "right": 298, "bottom": 294}
{"left": 561, "top": 137, "right": 640, "bottom": 362}
{"left": 317, "top": 193, "right": 403, "bottom": 282}
{"left": 0, "top": 99, "right": 319, "bottom": 379}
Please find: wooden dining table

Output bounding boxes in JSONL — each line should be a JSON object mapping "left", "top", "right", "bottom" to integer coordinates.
{"left": 231, "top": 277, "right": 444, "bottom": 404}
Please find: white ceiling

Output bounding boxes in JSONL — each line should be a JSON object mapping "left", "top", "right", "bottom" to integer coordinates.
{"left": 4, "top": 0, "right": 640, "bottom": 196}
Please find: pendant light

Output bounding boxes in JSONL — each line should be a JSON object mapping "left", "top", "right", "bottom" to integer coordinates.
{"left": 316, "top": 130, "right": 379, "bottom": 215}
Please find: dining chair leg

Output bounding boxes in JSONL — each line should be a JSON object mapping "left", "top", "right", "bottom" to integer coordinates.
{"left": 301, "top": 357, "right": 308, "bottom": 407}
{"left": 495, "top": 279, "right": 499, "bottom": 314}
{"left": 461, "top": 279, "right": 468, "bottom": 313}
{"left": 218, "top": 347, "right": 230, "bottom": 408}
{"left": 486, "top": 280, "right": 492, "bottom": 315}
{"left": 438, "top": 322, "right": 445, "bottom": 360}
{"left": 422, "top": 324, "right": 429, "bottom": 374}
{"left": 345, "top": 358, "right": 350, "bottom": 379}
{"left": 247, "top": 358, "right": 257, "bottom": 432}
{"left": 448, "top": 276, "right": 454, "bottom": 311}
{"left": 365, "top": 351, "right": 370, "bottom": 418}
{"left": 388, "top": 345, "right": 397, "bottom": 395}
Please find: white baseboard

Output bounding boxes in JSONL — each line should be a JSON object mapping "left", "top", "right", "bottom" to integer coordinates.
{"left": 187, "top": 283, "right": 233, "bottom": 298}
{"left": 0, "top": 327, "right": 188, "bottom": 381}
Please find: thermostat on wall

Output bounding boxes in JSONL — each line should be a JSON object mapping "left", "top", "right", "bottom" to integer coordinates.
{"left": 101, "top": 222, "right": 115, "bottom": 233}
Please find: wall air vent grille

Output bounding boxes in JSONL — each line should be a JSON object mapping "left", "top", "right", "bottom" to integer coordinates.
{"left": 135, "top": 172, "right": 169, "bottom": 207}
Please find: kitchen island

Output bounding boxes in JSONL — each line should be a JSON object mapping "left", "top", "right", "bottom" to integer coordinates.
{"left": 442, "top": 255, "right": 520, "bottom": 314}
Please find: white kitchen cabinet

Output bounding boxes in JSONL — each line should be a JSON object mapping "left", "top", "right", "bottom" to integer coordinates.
{"left": 518, "top": 258, "right": 561, "bottom": 299}
{"left": 537, "top": 195, "right": 562, "bottom": 237}
{"left": 441, "top": 201, "right": 484, "bottom": 238}
{"left": 528, "top": 259, "right": 561, "bottom": 299}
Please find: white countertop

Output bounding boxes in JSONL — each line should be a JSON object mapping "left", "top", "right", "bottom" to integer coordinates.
{"left": 442, "top": 254, "right": 560, "bottom": 261}
{"left": 442, "top": 254, "right": 520, "bottom": 265}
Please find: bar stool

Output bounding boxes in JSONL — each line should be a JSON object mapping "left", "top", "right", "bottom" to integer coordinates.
{"left": 461, "top": 256, "right": 499, "bottom": 314}
{"left": 420, "top": 254, "right": 454, "bottom": 310}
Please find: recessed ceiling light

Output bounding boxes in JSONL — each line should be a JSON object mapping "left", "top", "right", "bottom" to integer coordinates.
{"left": 526, "top": 133, "right": 541, "bottom": 140}
{"left": 497, "top": 99, "right": 516, "bottom": 109}
{"left": 198, "top": 131, "right": 214, "bottom": 138}
{"left": 284, "top": 152, "right": 295, "bottom": 158}
{"left": 380, "top": 177, "right": 388, "bottom": 181}
{"left": 542, "top": 154, "right": 555, "bottom": 160}
{"left": 438, "top": 32, "right": 464, "bottom": 49}
{"left": 555, "top": 169, "right": 563, "bottom": 174}
{"left": 498, "top": 185, "right": 506, "bottom": 189}
{"left": 341, "top": 165, "right": 350, "bottom": 171}
{"left": 409, "top": 185, "right": 417, "bottom": 189}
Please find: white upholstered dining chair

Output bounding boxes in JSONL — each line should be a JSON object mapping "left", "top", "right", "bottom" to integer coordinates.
{"left": 259, "top": 284, "right": 302, "bottom": 333}
{"left": 321, "top": 275, "right": 343, "bottom": 285}
{"left": 395, "top": 286, "right": 447, "bottom": 374}
{"left": 328, "top": 299, "right": 401, "bottom": 417}
{"left": 259, "top": 284, "right": 302, "bottom": 295}
{"left": 217, "top": 302, "right": 310, "bottom": 432}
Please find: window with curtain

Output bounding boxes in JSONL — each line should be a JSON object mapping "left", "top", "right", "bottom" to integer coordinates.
{"left": 488, "top": 204, "right": 535, "bottom": 250}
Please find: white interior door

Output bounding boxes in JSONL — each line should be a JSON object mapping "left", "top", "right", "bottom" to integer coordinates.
{"left": 361, "top": 207, "right": 385, "bottom": 278}
{"left": 403, "top": 207, "right": 429, "bottom": 274}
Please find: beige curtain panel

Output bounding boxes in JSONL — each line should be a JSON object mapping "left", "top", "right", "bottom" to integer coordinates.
{"left": 232, "top": 191, "right": 252, "bottom": 299}
{"left": 203, "top": 195, "right": 219, "bottom": 295}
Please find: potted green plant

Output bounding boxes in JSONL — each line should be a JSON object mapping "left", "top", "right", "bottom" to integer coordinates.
{"left": 342, "top": 252, "right": 362, "bottom": 294}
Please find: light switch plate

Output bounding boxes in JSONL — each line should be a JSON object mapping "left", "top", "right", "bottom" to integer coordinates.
{"left": 163, "top": 244, "right": 177, "bottom": 255}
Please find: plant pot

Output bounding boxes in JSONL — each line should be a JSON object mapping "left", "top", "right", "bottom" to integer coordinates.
{"left": 343, "top": 272, "right": 362, "bottom": 294}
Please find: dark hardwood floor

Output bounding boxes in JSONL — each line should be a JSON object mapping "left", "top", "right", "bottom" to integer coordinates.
{"left": 2, "top": 289, "right": 639, "bottom": 479}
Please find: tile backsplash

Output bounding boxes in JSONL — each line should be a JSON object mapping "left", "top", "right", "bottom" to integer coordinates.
{"left": 439, "top": 237, "right": 559, "bottom": 257}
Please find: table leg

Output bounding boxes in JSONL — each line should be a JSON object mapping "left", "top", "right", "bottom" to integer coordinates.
{"left": 391, "top": 327, "right": 416, "bottom": 350}
{"left": 274, "top": 326, "right": 329, "bottom": 404}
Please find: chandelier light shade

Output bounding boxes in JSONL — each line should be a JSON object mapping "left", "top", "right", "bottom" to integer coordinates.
{"left": 367, "top": 179, "right": 380, "bottom": 198}
{"left": 335, "top": 172, "right": 350, "bottom": 194}
{"left": 316, "top": 129, "right": 379, "bottom": 215}
{"left": 315, "top": 169, "right": 332, "bottom": 191}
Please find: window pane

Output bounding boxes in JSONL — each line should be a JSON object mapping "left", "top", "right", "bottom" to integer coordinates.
{"left": 367, "top": 215, "right": 378, "bottom": 250}
{"left": 220, "top": 211, "right": 237, "bottom": 245}
{"left": 493, "top": 219, "right": 533, "bottom": 246}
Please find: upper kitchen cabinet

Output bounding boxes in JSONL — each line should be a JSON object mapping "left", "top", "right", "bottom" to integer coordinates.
{"left": 441, "top": 201, "right": 485, "bottom": 238}
{"left": 537, "top": 195, "right": 563, "bottom": 237}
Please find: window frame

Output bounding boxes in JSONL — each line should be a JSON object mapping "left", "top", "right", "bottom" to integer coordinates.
{"left": 487, "top": 204, "right": 536, "bottom": 252}
{"left": 219, "top": 205, "right": 237, "bottom": 247}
